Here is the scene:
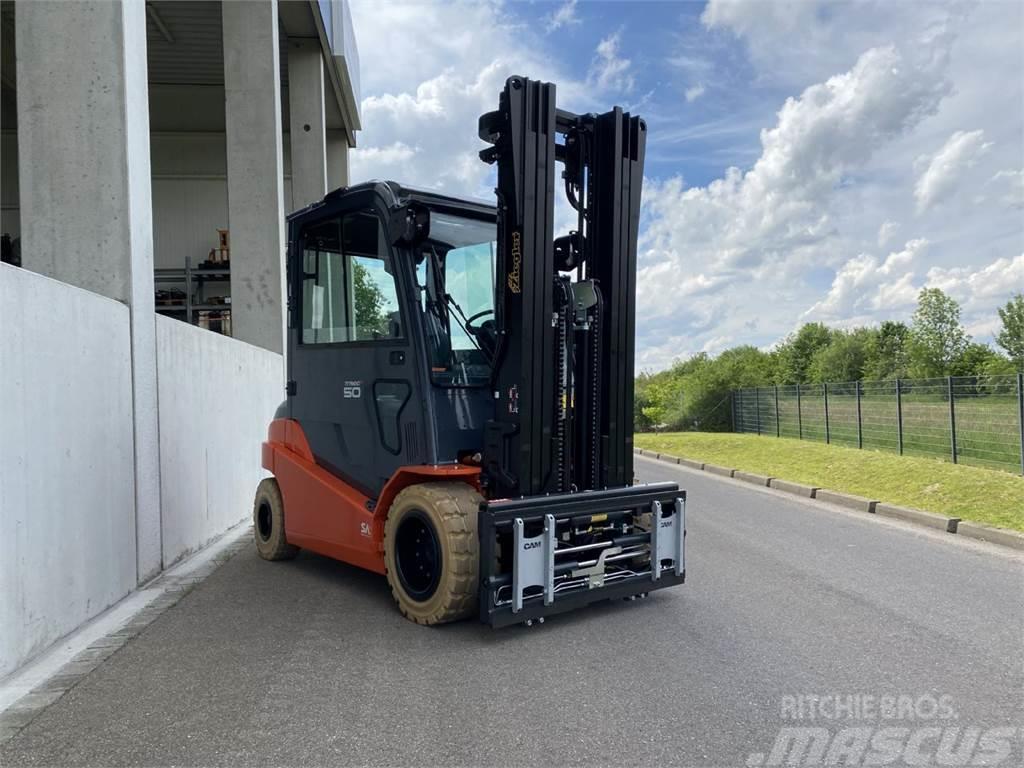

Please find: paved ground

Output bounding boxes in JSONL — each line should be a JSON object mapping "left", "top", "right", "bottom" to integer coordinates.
{"left": 2, "top": 456, "right": 1022, "bottom": 767}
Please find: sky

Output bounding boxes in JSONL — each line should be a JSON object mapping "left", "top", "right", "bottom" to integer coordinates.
{"left": 347, "top": 0, "right": 1024, "bottom": 372}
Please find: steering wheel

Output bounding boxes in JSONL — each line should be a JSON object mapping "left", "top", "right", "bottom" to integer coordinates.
{"left": 464, "top": 309, "right": 495, "bottom": 333}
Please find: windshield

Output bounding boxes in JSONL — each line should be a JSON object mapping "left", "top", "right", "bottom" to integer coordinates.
{"left": 415, "top": 212, "right": 497, "bottom": 387}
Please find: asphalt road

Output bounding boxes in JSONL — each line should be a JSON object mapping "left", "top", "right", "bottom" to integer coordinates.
{"left": 3, "top": 456, "right": 1022, "bottom": 767}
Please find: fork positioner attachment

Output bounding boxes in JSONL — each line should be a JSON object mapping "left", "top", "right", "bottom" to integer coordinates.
{"left": 479, "top": 482, "right": 686, "bottom": 627}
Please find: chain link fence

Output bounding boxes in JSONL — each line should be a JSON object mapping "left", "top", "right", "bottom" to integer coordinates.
{"left": 732, "top": 374, "right": 1024, "bottom": 474}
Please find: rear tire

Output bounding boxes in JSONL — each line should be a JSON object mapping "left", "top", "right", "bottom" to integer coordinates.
{"left": 253, "top": 478, "right": 300, "bottom": 561}
{"left": 383, "top": 482, "right": 481, "bottom": 625}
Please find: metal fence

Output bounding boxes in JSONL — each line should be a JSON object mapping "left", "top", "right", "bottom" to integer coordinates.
{"left": 732, "top": 374, "right": 1024, "bottom": 475}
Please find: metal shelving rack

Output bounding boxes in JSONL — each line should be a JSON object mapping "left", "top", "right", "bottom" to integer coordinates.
{"left": 154, "top": 255, "right": 231, "bottom": 327}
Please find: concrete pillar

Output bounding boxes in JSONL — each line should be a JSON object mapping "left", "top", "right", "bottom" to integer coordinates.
{"left": 223, "top": 0, "right": 286, "bottom": 355}
{"left": 287, "top": 39, "right": 327, "bottom": 209}
{"left": 15, "top": 0, "right": 163, "bottom": 583}
{"left": 326, "top": 130, "right": 350, "bottom": 192}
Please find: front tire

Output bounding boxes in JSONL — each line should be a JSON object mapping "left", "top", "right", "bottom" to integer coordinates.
{"left": 253, "top": 478, "right": 300, "bottom": 561}
{"left": 383, "top": 482, "right": 481, "bottom": 624}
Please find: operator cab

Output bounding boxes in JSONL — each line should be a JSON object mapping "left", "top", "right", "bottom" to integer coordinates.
{"left": 283, "top": 181, "right": 496, "bottom": 497}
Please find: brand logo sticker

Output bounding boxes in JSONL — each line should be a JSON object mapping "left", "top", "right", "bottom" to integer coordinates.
{"left": 507, "top": 231, "right": 522, "bottom": 294}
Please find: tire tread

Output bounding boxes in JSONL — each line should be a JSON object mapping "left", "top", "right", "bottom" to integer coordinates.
{"left": 383, "top": 482, "right": 481, "bottom": 624}
{"left": 253, "top": 478, "right": 300, "bottom": 561}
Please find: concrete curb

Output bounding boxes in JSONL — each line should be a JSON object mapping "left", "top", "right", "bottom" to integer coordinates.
{"left": 703, "top": 464, "right": 735, "bottom": 478}
{"left": 814, "top": 489, "right": 878, "bottom": 514}
{"left": 634, "top": 449, "right": 1024, "bottom": 553}
{"left": 0, "top": 529, "right": 251, "bottom": 746}
{"left": 636, "top": 449, "right": 706, "bottom": 471}
{"left": 875, "top": 503, "right": 959, "bottom": 533}
{"left": 769, "top": 478, "right": 820, "bottom": 498}
{"left": 734, "top": 471, "right": 772, "bottom": 487}
{"left": 956, "top": 521, "right": 1024, "bottom": 551}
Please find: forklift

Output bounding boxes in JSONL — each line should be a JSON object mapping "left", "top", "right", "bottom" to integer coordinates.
{"left": 255, "top": 76, "right": 686, "bottom": 627}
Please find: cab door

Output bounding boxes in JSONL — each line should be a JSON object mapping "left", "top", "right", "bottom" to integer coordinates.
{"left": 287, "top": 205, "right": 428, "bottom": 501}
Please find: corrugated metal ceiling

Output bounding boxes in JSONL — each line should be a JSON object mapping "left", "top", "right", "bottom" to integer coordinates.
{"left": 146, "top": 1, "right": 288, "bottom": 86}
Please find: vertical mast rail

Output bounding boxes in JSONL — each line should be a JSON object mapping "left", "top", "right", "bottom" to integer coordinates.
{"left": 478, "top": 76, "right": 646, "bottom": 497}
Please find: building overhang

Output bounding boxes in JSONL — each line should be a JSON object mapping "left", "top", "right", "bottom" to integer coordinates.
{"left": 280, "top": 0, "right": 361, "bottom": 147}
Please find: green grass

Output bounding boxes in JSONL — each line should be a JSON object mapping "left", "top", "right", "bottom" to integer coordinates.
{"left": 635, "top": 431, "right": 1024, "bottom": 533}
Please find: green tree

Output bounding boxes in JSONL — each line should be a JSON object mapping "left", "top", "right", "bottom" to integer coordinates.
{"left": 808, "top": 328, "right": 874, "bottom": 382}
{"left": 352, "top": 260, "right": 390, "bottom": 338}
{"left": 979, "top": 354, "right": 1018, "bottom": 377}
{"left": 639, "top": 373, "right": 677, "bottom": 428}
{"left": 908, "top": 288, "right": 969, "bottom": 377}
{"left": 951, "top": 342, "right": 1004, "bottom": 376}
{"left": 995, "top": 293, "right": 1024, "bottom": 368}
{"left": 865, "top": 320, "right": 910, "bottom": 380}
{"left": 639, "top": 354, "right": 706, "bottom": 428}
{"left": 777, "top": 323, "right": 834, "bottom": 383}
{"left": 680, "top": 346, "right": 778, "bottom": 431}
{"left": 634, "top": 372, "right": 655, "bottom": 432}
{"left": 635, "top": 346, "right": 779, "bottom": 432}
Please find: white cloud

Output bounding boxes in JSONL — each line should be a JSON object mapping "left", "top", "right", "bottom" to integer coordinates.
{"left": 633, "top": 2, "right": 1023, "bottom": 369}
{"left": 699, "top": 0, "right": 962, "bottom": 89}
{"left": 990, "top": 169, "right": 1024, "bottom": 209}
{"left": 803, "top": 239, "right": 928, "bottom": 324}
{"left": 701, "top": 335, "right": 735, "bottom": 355}
{"left": 545, "top": 0, "right": 580, "bottom": 33}
{"left": 925, "top": 254, "right": 1024, "bottom": 310}
{"left": 347, "top": 1, "right": 579, "bottom": 198}
{"left": 800, "top": 246, "right": 1023, "bottom": 343}
{"left": 877, "top": 220, "right": 900, "bottom": 248}
{"left": 353, "top": 63, "right": 516, "bottom": 197}
{"left": 701, "top": 0, "right": 819, "bottom": 41}
{"left": 591, "top": 32, "right": 634, "bottom": 94}
{"left": 347, "top": 1, "right": 635, "bottom": 199}
{"left": 684, "top": 83, "right": 706, "bottom": 103}
{"left": 351, "top": 141, "right": 417, "bottom": 167}
{"left": 637, "top": 44, "right": 950, "bottom": 314}
{"left": 913, "top": 129, "right": 993, "bottom": 212}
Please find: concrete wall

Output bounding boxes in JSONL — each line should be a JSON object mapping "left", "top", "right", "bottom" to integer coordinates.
{"left": 0, "top": 266, "right": 284, "bottom": 678}
{"left": 0, "top": 264, "right": 137, "bottom": 679}
{"left": 155, "top": 315, "right": 283, "bottom": 566}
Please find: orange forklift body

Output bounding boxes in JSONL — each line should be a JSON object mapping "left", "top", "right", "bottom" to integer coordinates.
{"left": 261, "top": 418, "right": 481, "bottom": 575}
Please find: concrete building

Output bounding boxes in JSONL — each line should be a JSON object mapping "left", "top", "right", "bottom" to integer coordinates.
{"left": 0, "top": 0, "right": 360, "bottom": 680}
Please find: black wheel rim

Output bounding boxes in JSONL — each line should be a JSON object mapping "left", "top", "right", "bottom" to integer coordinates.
{"left": 257, "top": 500, "right": 273, "bottom": 542}
{"left": 395, "top": 510, "right": 442, "bottom": 602}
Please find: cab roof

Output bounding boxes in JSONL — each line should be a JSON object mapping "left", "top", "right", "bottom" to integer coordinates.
{"left": 288, "top": 180, "right": 495, "bottom": 223}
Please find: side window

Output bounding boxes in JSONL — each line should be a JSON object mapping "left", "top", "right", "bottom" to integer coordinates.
{"left": 300, "top": 210, "right": 403, "bottom": 344}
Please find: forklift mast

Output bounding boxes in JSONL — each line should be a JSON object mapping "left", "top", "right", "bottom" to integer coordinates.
{"left": 478, "top": 76, "right": 647, "bottom": 498}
